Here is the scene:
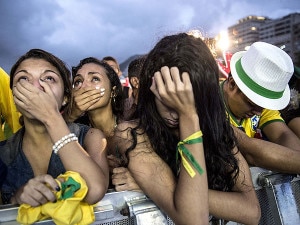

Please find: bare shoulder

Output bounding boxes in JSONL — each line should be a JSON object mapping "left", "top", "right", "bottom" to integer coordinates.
{"left": 83, "top": 127, "right": 107, "bottom": 154}
{"left": 114, "top": 120, "right": 139, "bottom": 140}
{"left": 117, "top": 120, "right": 138, "bottom": 130}
{"left": 113, "top": 120, "right": 137, "bottom": 149}
{"left": 85, "top": 127, "right": 106, "bottom": 140}
{"left": 112, "top": 120, "right": 153, "bottom": 156}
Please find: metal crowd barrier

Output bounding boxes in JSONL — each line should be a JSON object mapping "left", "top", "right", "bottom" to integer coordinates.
{"left": 1, "top": 169, "right": 300, "bottom": 225}
{"left": 250, "top": 167, "right": 300, "bottom": 225}
{"left": 0, "top": 190, "right": 174, "bottom": 225}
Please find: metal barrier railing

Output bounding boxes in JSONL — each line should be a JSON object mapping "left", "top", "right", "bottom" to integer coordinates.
{"left": 1, "top": 169, "right": 300, "bottom": 225}
{"left": 0, "top": 190, "right": 173, "bottom": 225}
{"left": 250, "top": 167, "right": 300, "bottom": 225}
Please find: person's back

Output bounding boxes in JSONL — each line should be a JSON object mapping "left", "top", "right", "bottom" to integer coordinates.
{"left": 0, "top": 67, "right": 21, "bottom": 141}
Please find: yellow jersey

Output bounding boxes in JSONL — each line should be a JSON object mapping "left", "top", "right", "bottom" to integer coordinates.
{"left": 0, "top": 67, "right": 21, "bottom": 141}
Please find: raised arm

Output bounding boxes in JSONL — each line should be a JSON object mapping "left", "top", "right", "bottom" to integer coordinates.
{"left": 127, "top": 125, "right": 208, "bottom": 224}
{"left": 125, "top": 67, "right": 209, "bottom": 224}
{"left": 64, "top": 87, "right": 104, "bottom": 122}
{"left": 13, "top": 79, "right": 109, "bottom": 204}
{"left": 41, "top": 97, "right": 108, "bottom": 204}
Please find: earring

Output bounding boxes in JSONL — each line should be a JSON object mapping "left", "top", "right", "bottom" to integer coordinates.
{"left": 62, "top": 97, "right": 68, "bottom": 106}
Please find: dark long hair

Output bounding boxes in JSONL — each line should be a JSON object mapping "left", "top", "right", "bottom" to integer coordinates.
{"left": 71, "top": 57, "right": 124, "bottom": 119}
{"left": 128, "top": 33, "right": 239, "bottom": 191}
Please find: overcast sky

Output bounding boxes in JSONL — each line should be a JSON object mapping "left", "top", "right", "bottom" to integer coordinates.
{"left": 0, "top": 0, "right": 299, "bottom": 73}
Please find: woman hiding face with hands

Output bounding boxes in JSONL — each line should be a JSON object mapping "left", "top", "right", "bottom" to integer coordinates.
{"left": 0, "top": 49, "right": 109, "bottom": 206}
{"left": 111, "top": 33, "right": 260, "bottom": 224}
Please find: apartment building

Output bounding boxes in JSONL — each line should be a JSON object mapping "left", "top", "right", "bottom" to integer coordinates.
{"left": 227, "top": 13, "right": 300, "bottom": 65}
{"left": 228, "top": 15, "right": 268, "bottom": 52}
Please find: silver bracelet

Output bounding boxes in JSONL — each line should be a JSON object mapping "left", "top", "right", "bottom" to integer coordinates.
{"left": 53, "top": 133, "right": 78, "bottom": 154}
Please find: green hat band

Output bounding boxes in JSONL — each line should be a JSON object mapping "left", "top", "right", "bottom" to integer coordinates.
{"left": 235, "top": 59, "right": 284, "bottom": 99}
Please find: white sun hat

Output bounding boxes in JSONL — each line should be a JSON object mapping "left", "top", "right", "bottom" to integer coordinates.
{"left": 230, "top": 42, "right": 294, "bottom": 110}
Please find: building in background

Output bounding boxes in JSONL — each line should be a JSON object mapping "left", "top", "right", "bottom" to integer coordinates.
{"left": 259, "top": 13, "right": 300, "bottom": 64}
{"left": 227, "top": 13, "right": 300, "bottom": 65}
{"left": 120, "top": 12, "right": 300, "bottom": 77}
{"left": 228, "top": 15, "right": 269, "bottom": 52}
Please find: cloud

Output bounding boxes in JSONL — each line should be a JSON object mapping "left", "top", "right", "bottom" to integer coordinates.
{"left": 0, "top": 0, "right": 299, "bottom": 73}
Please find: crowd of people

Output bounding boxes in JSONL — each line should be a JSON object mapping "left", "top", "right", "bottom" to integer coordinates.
{"left": 0, "top": 31, "right": 299, "bottom": 224}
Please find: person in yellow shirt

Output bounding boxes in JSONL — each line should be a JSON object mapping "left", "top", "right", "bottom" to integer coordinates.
{"left": 221, "top": 41, "right": 300, "bottom": 174}
{"left": 0, "top": 67, "right": 21, "bottom": 141}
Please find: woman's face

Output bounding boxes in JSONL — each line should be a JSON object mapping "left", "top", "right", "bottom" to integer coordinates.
{"left": 155, "top": 97, "right": 179, "bottom": 129}
{"left": 12, "top": 58, "right": 65, "bottom": 108}
{"left": 73, "top": 63, "right": 113, "bottom": 110}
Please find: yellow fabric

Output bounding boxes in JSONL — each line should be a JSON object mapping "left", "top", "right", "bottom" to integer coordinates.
{"left": 177, "top": 131, "right": 204, "bottom": 177}
{"left": 17, "top": 171, "right": 95, "bottom": 225}
{"left": 180, "top": 154, "right": 196, "bottom": 177}
{"left": 228, "top": 108, "right": 284, "bottom": 138}
{"left": 0, "top": 67, "right": 21, "bottom": 141}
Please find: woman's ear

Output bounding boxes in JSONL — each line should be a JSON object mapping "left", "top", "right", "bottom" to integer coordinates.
{"left": 130, "top": 77, "right": 139, "bottom": 89}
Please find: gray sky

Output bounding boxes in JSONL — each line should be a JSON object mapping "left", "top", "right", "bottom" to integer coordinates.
{"left": 0, "top": 0, "right": 299, "bottom": 73}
